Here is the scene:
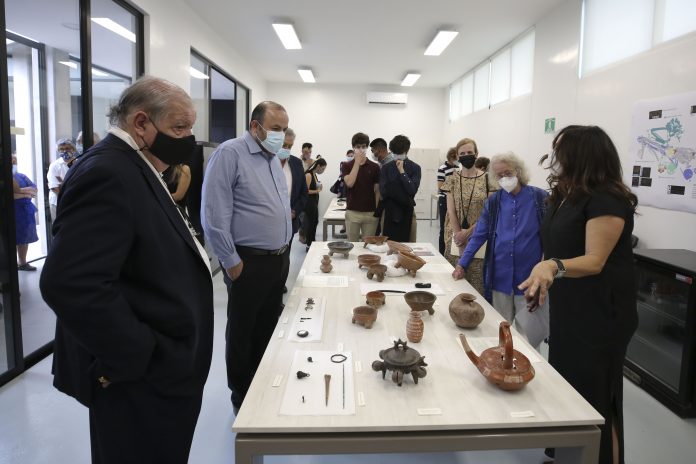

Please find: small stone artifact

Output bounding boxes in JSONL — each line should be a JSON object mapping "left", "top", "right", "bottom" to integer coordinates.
{"left": 406, "top": 311, "right": 424, "bottom": 343}
{"left": 366, "top": 264, "right": 387, "bottom": 282}
{"left": 372, "top": 339, "right": 427, "bottom": 386}
{"left": 357, "top": 253, "right": 381, "bottom": 269}
{"left": 365, "top": 291, "right": 386, "bottom": 309}
{"left": 459, "top": 321, "right": 535, "bottom": 391}
{"left": 449, "top": 293, "right": 485, "bottom": 328}
{"left": 320, "top": 255, "right": 333, "bottom": 273}
{"left": 352, "top": 306, "right": 377, "bottom": 329}
{"left": 327, "top": 241, "right": 354, "bottom": 258}
{"left": 403, "top": 291, "right": 436, "bottom": 315}
{"left": 386, "top": 240, "right": 412, "bottom": 256}
{"left": 394, "top": 250, "right": 426, "bottom": 277}
{"left": 363, "top": 235, "right": 389, "bottom": 247}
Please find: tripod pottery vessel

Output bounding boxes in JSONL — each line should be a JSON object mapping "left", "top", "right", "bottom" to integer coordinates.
{"left": 366, "top": 264, "right": 387, "bottom": 282}
{"left": 386, "top": 240, "right": 412, "bottom": 256}
{"left": 366, "top": 291, "right": 386, "bottom": 308}
{"left": 358, "top": 254, "right": 381, "bottom": 269}
{"left": 363, "top": 235, "right": 389, "bottom": 247}
{"left": 459, "top": 321, "right": 535, "bottom": 391}
{"left": 327, "top": 241, "right": 354, "bottom": 258}
{"left": 372, "top": 339, "right": 427, "bottom": 386}
{"left": 449, "top": 293, "right": 484, "bottom": 328}
{"left": 394, "top": 251, "right": 426, "bottom": 277}
{"left": 403, "top": 291, "right": 436, "bottom": 315}
{"left": 352, "top": 306, "right": 377, "bottom": 329}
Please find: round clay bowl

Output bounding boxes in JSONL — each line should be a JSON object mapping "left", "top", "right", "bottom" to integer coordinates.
{"left": 396, "top": 250, "right": 426, "bottom": 273}
{"left": 367, "top": 264, "right": 388, "bottom": 281}
{"left": 363, "top": 235, "right": 389, "bottom": 247}
{"left": 404, "top": 291, "right": 437, "bottom": 315}
{"left": 357, "top": 253, "right": 381, "bottom": 269}
{"left": 386, "top": 240, "right": 412, "bottom": 255}
{"left": 327, "top": 241, "right": 354, "bottom": 256}
{"left": 366, "top": 291, "right": 386, "bottom": 308}
{"left": 352, "top": 305, "right": 377, "bottom": 329}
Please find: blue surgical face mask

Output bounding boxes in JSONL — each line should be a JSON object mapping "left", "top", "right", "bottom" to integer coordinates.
{"left": 12, "top": 165, "right": 18, "bottom": 175}
{"left": 394, "top": 154, "right": 407, "bottom": 161}
{"left": 256, "top": 122, "right": 284, "bottom": 155}
{"left": 76, "top": 143, "right": 83, "bottom": 155}
{"left": 58, "top": 150, "right": 74, "bottom": 161}
{"left": 276, "top": 148, "right": 291, "bottom": 160}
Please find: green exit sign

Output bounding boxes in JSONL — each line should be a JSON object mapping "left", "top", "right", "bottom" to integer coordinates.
{"left": 544, "top": 117, "right": 556, "bottom": 134}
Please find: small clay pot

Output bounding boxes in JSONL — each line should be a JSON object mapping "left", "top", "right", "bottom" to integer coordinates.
{"left": 357, "top": 254, "right": 381, "bottom": 269}
{"left": 404, "top": 291, "right": 436, "bottom": 315}
{"left": 386, "top": 240, "right": 412, "bottom": 256}
{"left": 449, "top": 293, "right": 485, "bottom": 328}
{"left": 363, "top": 235, "right": 389, "bottom": 248}
{"left": 366, "top": 291, "right": 386, "bottom": 308}
{"left": 352, "top": 306, "right": 377, "bottom": 329}
{"left": 320, "top": 255, "right": 333, "bottom": 273}
{"left": 394, "top": 250, "right": 426, "bottom": 277}
{"left": 366, "top": 264, "right": 387, "bottom": 282}
{"left": 406, "top": 311, "right": 424, "bottom": 343}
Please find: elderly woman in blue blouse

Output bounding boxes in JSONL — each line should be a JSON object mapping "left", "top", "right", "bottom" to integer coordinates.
{"left": 12, "top": 154, "right": 39, "bottom": 271}
{"left": 452, "top": 152, "right": 549, "bottom": 348}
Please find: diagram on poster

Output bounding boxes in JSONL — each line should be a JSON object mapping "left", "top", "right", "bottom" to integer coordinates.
{"left": 628, "top": 91, "right": 696, "bottom": 214}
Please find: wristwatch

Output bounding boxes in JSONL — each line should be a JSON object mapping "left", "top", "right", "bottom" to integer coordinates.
{"left": 549, "top": 258, "right": 566, "bottom": 279}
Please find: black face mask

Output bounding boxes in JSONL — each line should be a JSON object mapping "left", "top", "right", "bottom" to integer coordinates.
{"left": 459, "top": 154, "right": 476, "bottom": 169}
{"left": 144, "top": 125, "right": 196, "bottom": 165}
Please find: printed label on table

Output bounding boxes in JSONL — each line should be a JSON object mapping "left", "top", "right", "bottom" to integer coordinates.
{"left": 417, "top": 408, "right": 443, "bottom": 416}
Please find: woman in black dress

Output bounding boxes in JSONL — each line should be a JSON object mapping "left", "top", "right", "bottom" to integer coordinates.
{"left": 519, "top": 125, "right": 638, "bottom": 464}
{"left": 303, "top": 157, "right": 327, "bottom": 250}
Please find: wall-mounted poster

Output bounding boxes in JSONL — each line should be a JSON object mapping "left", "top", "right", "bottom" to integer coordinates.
{"left": 628, "top": 91, "right": 696, "bottom": 214}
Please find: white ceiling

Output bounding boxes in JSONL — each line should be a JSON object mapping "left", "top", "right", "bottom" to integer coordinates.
{"left": 182, "top": 0, "right": 567, "bottom": 88}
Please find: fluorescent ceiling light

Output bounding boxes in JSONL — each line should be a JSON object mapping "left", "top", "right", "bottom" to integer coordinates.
{"left": 189, "top": 66, "right": 209, "bottom": 80}
{"left": 92, "top": 68, "right": 108, "bottom": 77}
{"left": 424, "top": 30, "right": 459, "bottom": 56}
{"left": 59, "top": 61, "right": 78, "bottom": 69}
{"left": 272, "top": 23, "right": 302, "bottom": 49}
{"left": 91, "top": 17, "right": 136, "bottom": 43}
{"left": 401, "top": 73, "right": 421, "bottom": 87}
{"left": 297, "top": 69, "right": 315, "bottom": 83}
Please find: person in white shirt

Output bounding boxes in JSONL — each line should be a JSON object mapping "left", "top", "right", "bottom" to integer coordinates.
{"left": 46, "top": 138, "right": 76, "bottom": 221}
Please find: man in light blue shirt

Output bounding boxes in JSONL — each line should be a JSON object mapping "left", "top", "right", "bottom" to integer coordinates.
{"left": 202, "top": 101, "right": 291, "bottom": 411}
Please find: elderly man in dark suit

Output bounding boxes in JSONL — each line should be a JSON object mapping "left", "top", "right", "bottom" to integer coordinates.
{"left": 40, "top": 76, "right": 213, "bottom": 464}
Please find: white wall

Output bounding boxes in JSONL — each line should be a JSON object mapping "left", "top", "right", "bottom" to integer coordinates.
{"left": 267, "top": 82, "right": 446, "bottom": 218}
{"left": 443, "top": 0, "right": 696, "bottom": 251}
{"left": 131, "top": 0, "right": 267, "bottom": 110}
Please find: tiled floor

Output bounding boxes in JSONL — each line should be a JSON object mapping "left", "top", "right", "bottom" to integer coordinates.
{"left": 1, "top": 220, "right": 695, "bottom": 463}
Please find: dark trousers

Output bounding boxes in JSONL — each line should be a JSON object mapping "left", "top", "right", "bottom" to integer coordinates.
{"left": 223, "top": 248, "right": 289, "bottom": 407}
{"left": 89, "top": 381, "right": 203, "bottom": 464}
{"left": 303, "top": 200, "right": 319, "bottom": 247}
{"left": 438, "top": 196, "right": 447, "bottom": 255}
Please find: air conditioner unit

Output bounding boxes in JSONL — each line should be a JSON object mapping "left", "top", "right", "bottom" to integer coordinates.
{"left": 366, "top": 92, "right": 408, "bottom": 105}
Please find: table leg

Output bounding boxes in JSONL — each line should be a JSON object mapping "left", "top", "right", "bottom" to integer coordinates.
{"left": 323, "top": 220, "right": 328, "bottom": 241}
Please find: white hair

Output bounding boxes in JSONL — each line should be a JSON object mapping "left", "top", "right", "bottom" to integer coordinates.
{"left": 488, "top": 151, "right": 530, "bottom": 189}
{"left": 108, "top": 76, "right": 192, "bottom": 128}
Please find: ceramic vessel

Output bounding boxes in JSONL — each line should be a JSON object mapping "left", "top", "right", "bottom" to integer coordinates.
{"left": 459, "top": 321, "right": 535, "bottom": 391}
{"left": 406, "top": 311, "right": 424, "bottom": 343}
{"left": 403, "top": 291, "right": 436, "bottom": 315}
{"left": 394, "top": 250, "right": 426, "bottom": 277}
{"left": 372, "top": 339, "right": 427, "bottom": 386}
{"left": 320, "top": 255, "right": 333, "bottom": 273}
{"left": 357, "top": 254, "right": 381, "bottom": 269}
{"left": 366, "top": 264, "right": 387, "bottom": 282}
{"left": 327, "top": 241, "right": 354, "bottom": 258}
{"left": 386, "top": 240, "right": 413, "bottom": 256}
{"left": 449, "top": 293, "right": 485, "bottom": 328}
{"left": 363, "top": 235, "right": 389, "bottom": 248}
{"left": 366, "top": 291, "right": 386, "bottom": 308}
{"left": 352, "top": 306, "right": 377, "bottom": 329}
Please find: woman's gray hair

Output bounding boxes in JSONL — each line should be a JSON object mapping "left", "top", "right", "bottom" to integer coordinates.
{"left": 488, "top": 151, "right": 530, "bottom": 189}
{"left": 108, "top": 76, "right": 193, "bottom": 128}
{"left": 285, "top": 127, "right": 296, "bottom": 138}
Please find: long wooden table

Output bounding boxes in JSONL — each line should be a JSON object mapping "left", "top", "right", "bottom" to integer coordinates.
{"left": 321, "top": 197, "right": 346, "bottom": 240}
{"left": 233, "top": 242, "right": 603, "bottom": 463}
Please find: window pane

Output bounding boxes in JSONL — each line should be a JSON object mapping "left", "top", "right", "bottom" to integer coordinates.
{"left": 582, "top": 0, "right": 653, "bottom": 75}
{"left": 449, "top": 80, "right": 462, "bottom": 121}
{"left": 460, "top": 72, "right": 474, "bottom": 116}
{"left": 511, "top": 30, "right": 535, "bottom": 97}
{"left": 91, "top": 0, "right": 138, "bottom": 142}
{"left": 236, "top": 85, "right": 248, "bottom": 137}
{"left": 190, "top": 53, "right": 210, "bottom": 142}
{"left": 210, "top": 68, "right": 236, "bottom": 143}
{"left": 473, "top": 62, "right": 490, "bottom": 111}
{"left": 490, "top": 48, "right": 511, "bottom": 105}
{"left": 661, "top": 0, "right": 696, "bottom": 42}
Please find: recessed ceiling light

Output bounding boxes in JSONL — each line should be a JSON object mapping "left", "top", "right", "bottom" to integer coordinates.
{"left": 59, "top": 61, "right": 78, "bottom": 70}
{"left": 189, "top": 66, "right": 210, "bottom": 80}
{"left": 91, "top": 17, "right": 136, "bottom": 43}
{"left": 401, "top": 73, "right": 421, "bottom": 87}
{"left": 272, "top": 23, "right": 302, "bottom": 50}
{"left": 424, "top": 30, "right": 459, "bottom": 56}
{"left": 297, "top": 68, "right": 315, "bottom": 83}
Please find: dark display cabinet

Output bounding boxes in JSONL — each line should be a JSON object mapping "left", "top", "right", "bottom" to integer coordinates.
{"left": 624, "top": 249, "right": 696, "bottom": 417}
